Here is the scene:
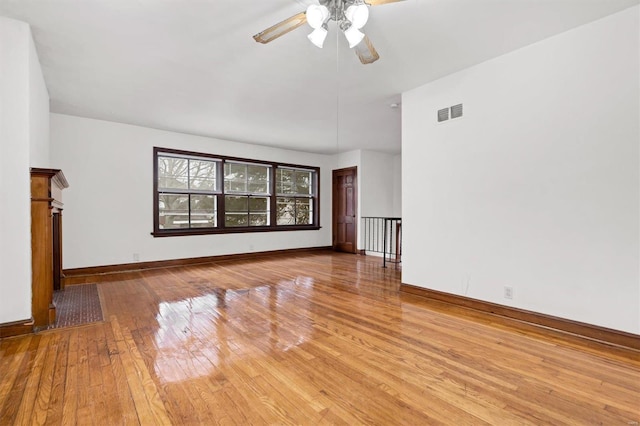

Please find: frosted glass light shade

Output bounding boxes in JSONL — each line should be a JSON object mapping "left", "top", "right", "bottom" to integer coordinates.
{"left": 345, "top": 4, "right": 369, "bottom": 29}
{"left": 306, "top": 5, "right": 329, "bottom": 29}
{"left": 344, "top": 25, "right": 365, "bottom": 48}
{"left": 308, "top": 26, "right": 328, "bottom": 48}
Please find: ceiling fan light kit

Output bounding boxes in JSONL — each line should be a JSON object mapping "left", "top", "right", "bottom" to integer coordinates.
{"left": 345, "top": 3, "right": 369, "bottom": 29}
{"left": 306, "top": 4, "right": 330, "bottom": 28}
{"left": 307, "top": 1, "right": 369, "bottom": 49}
{"left": 342, "top": 23, "right": 365, "bottom": 48}
{"left": 253, "top": 0, "right": 405, "bottom": 64}
{"left": 307, "top": 24, "right": 329, "bottom": 48}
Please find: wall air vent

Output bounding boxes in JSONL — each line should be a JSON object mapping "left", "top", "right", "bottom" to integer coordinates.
{"left": 451, "top": 103, "right": 463, "bottom": 119}
{"left": 437, "top": 108, "right": 449, "bottom": 122}
{"left": 438, "top": 103, "right": 463, "bottom": 124}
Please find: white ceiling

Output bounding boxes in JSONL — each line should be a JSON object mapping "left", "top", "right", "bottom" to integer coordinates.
{"left": 1, "top": 0, "right": 637, "bottom": 154}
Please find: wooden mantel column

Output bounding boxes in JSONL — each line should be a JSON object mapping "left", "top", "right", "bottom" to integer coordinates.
{"left": 30, "top": 168, "right": 68, "bottom": 330}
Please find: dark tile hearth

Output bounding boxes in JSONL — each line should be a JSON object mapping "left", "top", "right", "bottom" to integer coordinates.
{"left": 52, "top": 283, "right": 104, "bottom": 329}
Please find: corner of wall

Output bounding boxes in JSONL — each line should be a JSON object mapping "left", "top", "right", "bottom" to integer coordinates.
{"left": 0, "top": 17, "right": 35, "bottom": 323}
{"left": 28, "top": 26, "right": 50, "bottom": 168}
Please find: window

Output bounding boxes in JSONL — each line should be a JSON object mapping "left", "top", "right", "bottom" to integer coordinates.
{"left": 157, "top": 155, "right": 219, "bottom": 230}
{"left": 276, "top": 167, "right": 314, "bottom": 225}
{"left": 224, "top": 162, "right": 271, "bottom": 227}
{"left": 153, "top": 147, "right": 319, "bottom": 236}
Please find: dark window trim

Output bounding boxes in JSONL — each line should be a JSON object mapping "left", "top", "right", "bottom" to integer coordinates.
{"left": 152, "top": 147, "right": 321, "bottom": 237}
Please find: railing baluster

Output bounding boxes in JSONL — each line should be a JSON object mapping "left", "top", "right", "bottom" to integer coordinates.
{"left": 360, "top": 216, "right": 402, "bottom": 268}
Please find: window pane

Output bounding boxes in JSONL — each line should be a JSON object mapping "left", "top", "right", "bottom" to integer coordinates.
{"left": 158, "top": 157, "right": 188, "bottom": 190}
{"left": 224, "top": 163, "right": 247, "bottom": 193}
{"left": 249, "top": 197, "right": 268, "bottom": 212}
{"left": 249, "top": 197, "right": 269, "bottom": 226}
{"left": 276, "top": 197, "right": 295, "bottom": 225}
{"left": 247, "top": 165, "right": 268, "bottom": 180}
{"left": 189, "top": 160, "right": 217, "bottom": 192}
{"left": 225, "top": 195, "right": 247, "bottom": 212}
{"left": 190, "top": 195, "right": 216, "bottom": 228}
{"left": 225, "top": 213, "right": 248, "bottom": 227}
{"left": 225, "top": 196, "right": 248, "bottom": 227}
{"left": 295, "top": 171, "right": 312, "bottom": 195}
{"left": 247, "top": 165, "right": 269, "bottom": 195}
{"left": 248, "top": 182, "right": 268, "bottom": 194}
{"left": 249, "top": 213, "right": 268, "bottom": 226}
{"left": 276, "top": 169, "right": 294, "bottom": 195}
{"left": 159, "top": 194, "right": 189, "bottom": 229}
{"left": 296, "top": 198, "right": 312, "bottom": 225}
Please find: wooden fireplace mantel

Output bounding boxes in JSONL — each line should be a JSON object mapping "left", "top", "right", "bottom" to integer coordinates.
{"left": 30, "top": 168, "right": 68, "bottom": 330}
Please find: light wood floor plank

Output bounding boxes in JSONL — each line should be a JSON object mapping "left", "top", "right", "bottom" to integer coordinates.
{"left": 43, "top": 333, "right": 68, "bottom": 424}
{"left": 13, "top": 333, "right": 52, "bottom": 425}
{"left": 111, "top": 316, "right": 172, "bottom": 425}
{"left": 0, "top": 336, "right": 31, "bottom": 410}
{"left": 60, "top": 329, "right": 79, "bottom": 425}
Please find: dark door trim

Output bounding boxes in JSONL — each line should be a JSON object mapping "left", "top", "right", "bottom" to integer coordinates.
{"left": 332, "top": 167, "right": 358, "bottom": 253}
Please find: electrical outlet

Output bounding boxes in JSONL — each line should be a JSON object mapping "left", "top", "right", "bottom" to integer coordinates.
{"left": 133, "top": 253, "right": 140, "bottom": 262}
{"left": 504, "top": 286, "right": 514, "bottom": 300}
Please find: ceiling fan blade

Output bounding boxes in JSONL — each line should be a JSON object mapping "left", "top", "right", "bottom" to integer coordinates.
{"left": 365, "top": 0, "right": 406, "bottom": 5}
{"left": 354, "top": 35, "right": 380, "bottom": 65}
{"left": 253, "top": 12, "right": 307, "bottom": 44}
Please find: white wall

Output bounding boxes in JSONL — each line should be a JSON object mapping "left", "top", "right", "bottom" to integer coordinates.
{"left": 402, "top": 6, "right": 639, "bottom": 334}
{"left": 392, "top": 154, "right": 402, "bottom": 218}
{"left": 336, "top": 150, "right": 361, "bottom": 171}
{"left": 360, "top": 150, "right": 395, "bottom": 218}
{"left": 28, "top": 35, "right": 49, "bottom": 168}
{"left": 50, "top": 114, "right": 334, "bottom": 269}
{"left": 0, "top": 18, "right": 50, "bottom": 324}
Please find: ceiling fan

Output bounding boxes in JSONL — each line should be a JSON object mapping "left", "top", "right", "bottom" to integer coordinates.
{"left": 253, "top": 0, "right": 406, "bottom": 65}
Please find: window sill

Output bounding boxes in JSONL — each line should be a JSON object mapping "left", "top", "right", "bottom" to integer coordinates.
{"left": 151, "top": 225, "right": 321, "bottom": 238}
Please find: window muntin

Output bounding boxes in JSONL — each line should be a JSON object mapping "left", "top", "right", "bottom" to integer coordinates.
{"left": 276, "top": 167, "right": 315, "bottom": 226}
{"left": 225, "top": 195, "right": 270, "bottom": 227}
{"left": 153, "top": 148, "right": 319, "bottom": 236}
{"left": 224, "top": 162, "right": 271, "bottom": 227}
{"left": 224, "top": 162, "right": 270, "bottom": 195}
{"left": 157, "top": 155, "right": 219, "bottom": 229}
{"left": 158, "top": 156, "right": 218, "bottom": 192}
{"left": 276, "top": 168, "right": 313, "bottom": 195}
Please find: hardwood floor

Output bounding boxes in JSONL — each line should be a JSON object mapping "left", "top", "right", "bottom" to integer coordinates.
{"left": 1, "top": 251, "right": 638, "bottom": 425}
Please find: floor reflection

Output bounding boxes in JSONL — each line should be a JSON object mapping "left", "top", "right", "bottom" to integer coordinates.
{"left": 153, "top": 277, "right": 318, "bottom": 384}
